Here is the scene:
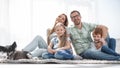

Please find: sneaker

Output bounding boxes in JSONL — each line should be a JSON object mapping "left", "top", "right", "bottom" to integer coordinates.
{"left": 32, "top": 57, "right": 39, "bottom": 60}
{"left": 27, "top": 53, "right": 33, "bottom": 59}
{"left": 73, "top": 55, "right": 83, "bottom": 60}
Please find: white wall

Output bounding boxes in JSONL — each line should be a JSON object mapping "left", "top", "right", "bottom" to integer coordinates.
{"left": 0, "top": 0, "right": 10, "bottom": 45}
{"left": 0, "top": 0, "right": 119, "bottom": 50}
{"left": 96, "top": 0, "right": 120, "bottom": 39}
{"left": 8, "top": 0, "right": 96, "bottom": 50}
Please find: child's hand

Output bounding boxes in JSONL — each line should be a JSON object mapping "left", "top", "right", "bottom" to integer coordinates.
{"left": 48, "top": 48, "right": 54, "bottom": 54}
{"left": 95, "top": 42, "right": 102, "bottom": 49}
{"left": 96, "top": 44, "right": 102, "bottom": 49}
{"left": 55, "top": 48, "right": 62, "bottom": 51}
{"left": 48, "top": 47, "right": 55, "bottom": 54}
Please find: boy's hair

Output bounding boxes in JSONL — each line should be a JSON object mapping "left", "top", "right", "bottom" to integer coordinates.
{"left": 93, "top": 27, "right": 103, "bottom": 37}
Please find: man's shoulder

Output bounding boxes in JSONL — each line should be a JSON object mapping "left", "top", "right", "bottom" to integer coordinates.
{"left": 68, "top": 25, "right": 76, "bottom": 31}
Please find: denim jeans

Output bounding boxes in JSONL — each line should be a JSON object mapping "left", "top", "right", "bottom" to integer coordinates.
{"left": 79, "top": 37, "right": 120, "bottom": 60}
{"left": 22, "top": 35, "right": 48, "bottom": 57}
{"left": 108, "top": 38, "right": 116, "bottom": 51}
{"left": 42, "top": 49, "right": 74, "bottom": 60}
{"left": 101, "top": 37, "right": 120, "bottom": 56}
{"left": 101, "top": 45, "right": 120, "bottom": 56}
{"left": 80, "top": 49, "right": 120, "bottom": 60}
{"left": 106, "top": 35, "right": 116, "bottom": 51}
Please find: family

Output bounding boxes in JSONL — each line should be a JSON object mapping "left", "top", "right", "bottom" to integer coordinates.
{"left": 21, "top": 10, "right": 120, "bottom": 61}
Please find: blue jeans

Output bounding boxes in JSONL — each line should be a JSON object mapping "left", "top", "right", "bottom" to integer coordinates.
{"left": 42, "top": 49, "right": 74, "bottom": 60}
{"left": 101, "top": 38, "right": 120, "bottom": 56}
{"left": 106, "top": 35, "right": 116, "bottom": 51}
{"left": 80, "top": 49, "right": 120, "bottom": 60}
{"left": 108, "top": 38, "right": 116, "bottom": 51}
{"left": 101, "top": 45, "right": 120, "bottom": 56}
{"left": 80, "top": 37, "right": 120, "bottom": 60}
{"left": 22, "top": 35, "right": 47, "bottom": 57}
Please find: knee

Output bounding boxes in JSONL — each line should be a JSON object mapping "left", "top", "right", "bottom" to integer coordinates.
{"left": 35, "top": 35, "right": 42, "bottom": 39}
{"left": 42, "top": 52, "right": 49, "bottom": 59}
{"left": 34, "top": 35, "right": 44, "bottom": 41}
{"left": 110, "top": 38, "right": 116, "bottom": 43}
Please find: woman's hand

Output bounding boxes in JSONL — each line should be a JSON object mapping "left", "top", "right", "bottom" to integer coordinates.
{"left": 100, "top": 38, "right": 107, "bottom": 45}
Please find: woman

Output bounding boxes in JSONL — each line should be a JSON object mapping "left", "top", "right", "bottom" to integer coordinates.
{"left": 22, "top": 13, "right": 69, "bottom": 59}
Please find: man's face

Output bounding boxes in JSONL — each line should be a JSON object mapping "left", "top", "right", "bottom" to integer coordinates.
{"left": 93, "top": 34, "right": 102, "bottom": 43}
{"left": 70, "top": 12, "right": 81, "bottom": 25}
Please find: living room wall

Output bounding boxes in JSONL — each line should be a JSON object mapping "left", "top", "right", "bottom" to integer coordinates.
{"left": 0, "top": 0, "right": 119, "bottom": 50}
{"left": 96, "top": 0, "right": 120, "bottom": 39}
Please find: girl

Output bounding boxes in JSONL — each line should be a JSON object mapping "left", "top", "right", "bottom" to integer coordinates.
{"left": 42, "top": 23, "right": 79, "bottom": 60}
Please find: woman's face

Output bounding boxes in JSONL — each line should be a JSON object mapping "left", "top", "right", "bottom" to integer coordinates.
{"left": 56, "top": 14, "right": 66, "bottom": 24}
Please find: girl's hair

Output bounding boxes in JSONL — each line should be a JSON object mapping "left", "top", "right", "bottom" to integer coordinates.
{"left": 54, "top": 23, "right": 67, "bottom": 47}
{"left": 47, "top": 14, "right": 68, "bottom": 45}
{"left": 92, "top": 27, "right": 103, "bottom": 37}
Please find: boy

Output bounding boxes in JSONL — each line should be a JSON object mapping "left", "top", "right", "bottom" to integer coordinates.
{"left": 91, "top": 27, "right": 120, "bottom": 56}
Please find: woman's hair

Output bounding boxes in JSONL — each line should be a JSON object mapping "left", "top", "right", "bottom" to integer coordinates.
{"left": 54, "top": 23, "right": 67, "bottom": 47}
{"left": 92, "top": 27, "right": 103, "bottom": 37}
{"left": 47, "top": 14, "right": 68, "bottom": 45}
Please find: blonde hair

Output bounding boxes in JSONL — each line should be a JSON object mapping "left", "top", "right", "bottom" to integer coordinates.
{"left": 54, "top": 23, "right": 67, "bottom": 47}
{"left": 47, "top": 14, "right": 68, "bottom": 45}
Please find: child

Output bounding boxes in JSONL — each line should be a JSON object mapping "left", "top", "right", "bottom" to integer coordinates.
{"left": 42, "top": 23, "right": 82, "bottom": 60}
{"left": 91, "top": 27, "right": 120, "bottom": 56}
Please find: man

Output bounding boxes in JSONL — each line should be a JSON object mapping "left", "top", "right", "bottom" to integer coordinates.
{"left": 69, "top": 10, "right": 120, "bottom": 60}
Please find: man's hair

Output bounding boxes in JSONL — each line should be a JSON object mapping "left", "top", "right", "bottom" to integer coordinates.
{"left": 70, "top": 10, "right": 81, "bottom": 18}
{"left": 93, "top": 27, "right": 103, "bottom": 37}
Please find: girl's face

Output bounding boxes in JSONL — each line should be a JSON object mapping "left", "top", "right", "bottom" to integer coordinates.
{"left": 55, "top": 26, "right": 65, "bottom": 37}
{"left": 56, "top": 14, "right": 66, "bottom": 24}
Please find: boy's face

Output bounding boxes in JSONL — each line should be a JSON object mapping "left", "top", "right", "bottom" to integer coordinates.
{"left": 93, "top": 34, "right": 102, "bottom": 43}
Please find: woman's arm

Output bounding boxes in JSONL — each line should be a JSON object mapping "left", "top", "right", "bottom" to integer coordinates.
{"left": 97, "top": 25, "right": 108, "bottom": 39}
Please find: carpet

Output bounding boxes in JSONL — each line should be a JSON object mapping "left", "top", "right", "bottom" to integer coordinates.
{"left": 1, "top": 59, "right": 120, "bottom": 64}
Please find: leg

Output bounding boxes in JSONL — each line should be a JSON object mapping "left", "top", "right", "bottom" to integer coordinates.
{"left": 42, "top": 52, "right": 54, "bottom": 59}
{"left": 108, "top": 38, "right": 116, "bottom": 51}
{"left": 30, "top": 47, "right": 47, "bottom": 57}
{"left": 54, "top": 49, "right": 74, "bottom": 60}
{"left": 101, "top": 45, "right": 120, "bottom": 56}
{"left": 80, "top": 49, "right": 120, "bottom": 60}
{"left": 23, "top": 35, "right": 47, "bottom": 52}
